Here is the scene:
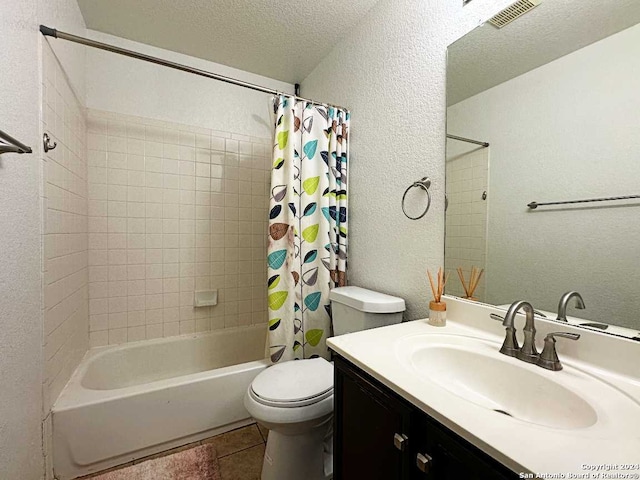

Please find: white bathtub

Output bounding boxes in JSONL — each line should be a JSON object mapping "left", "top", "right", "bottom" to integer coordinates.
{"left": 53, "top": 325, "right": 269, "bottom": 479}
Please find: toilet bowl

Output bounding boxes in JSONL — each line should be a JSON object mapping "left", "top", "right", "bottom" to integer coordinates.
{"left": 244, "top": 357, "right": 334, "bottom": 480}
{"left": 245, "top": 286, "right": 406, "bottom": 480}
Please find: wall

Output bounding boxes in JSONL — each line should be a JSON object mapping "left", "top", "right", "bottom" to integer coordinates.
{"left": 447, "top": 22, "right": 640, "bottom": 328}
{"left": 85, "top": 30, "right": 295, "bottom": 139}
{"left": 41, "top": 41, "right": 89, "bottom": 413}
{"left": 81, "top": 31, "right": 292, "bottom": 345}
{"left": 86, "top": 109, "right": 270, "bottom": 345}
{"left": 300, "top": 0, "right": 513, "bottom": 319}
{"left": 0, "top": 0, "right": 86, "bottom": 478}
{"left": 444, "top": 144, "right": 489, "bottom": 301}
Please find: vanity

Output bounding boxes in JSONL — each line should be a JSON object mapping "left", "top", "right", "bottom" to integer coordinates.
{"left": 328, "top": 297, "right": 640, "bottom": 479}
{"left": 333, "top": 356, "right": 516, "bottom": 479}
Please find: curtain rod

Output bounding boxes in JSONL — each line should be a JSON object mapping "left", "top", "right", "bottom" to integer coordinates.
{"left": 39, "top": 25, "right": 349, "bottom": 112}
{"left": 0, "top": 128, "right": 33, "bottom": 155}
{"left": 446, "top": 134, "right": 489, "bottom": 147}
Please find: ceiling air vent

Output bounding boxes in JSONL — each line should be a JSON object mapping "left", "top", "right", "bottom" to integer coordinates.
{"left": 488, "top": 0, "right": 541, "bottom": 29}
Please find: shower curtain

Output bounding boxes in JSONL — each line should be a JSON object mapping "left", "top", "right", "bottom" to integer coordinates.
{"left": 267, "top": 95, "right": 349, "bottom": 363}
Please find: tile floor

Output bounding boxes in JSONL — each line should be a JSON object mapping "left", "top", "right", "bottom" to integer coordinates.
{"left": 79, "top": 423, "right": 268, "bottom": 480}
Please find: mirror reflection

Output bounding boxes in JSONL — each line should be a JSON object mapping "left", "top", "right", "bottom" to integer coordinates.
{"left": 445, "top": 0, "right": 640, "bottom": 336}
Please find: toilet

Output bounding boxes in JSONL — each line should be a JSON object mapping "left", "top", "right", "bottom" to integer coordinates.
{"left": 244, "top": 286, "right": 406, "bottom": 480}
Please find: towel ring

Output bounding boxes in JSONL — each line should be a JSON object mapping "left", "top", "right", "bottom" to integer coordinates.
{"left": 402, "top": 177, "right": 432, "bottom": 220}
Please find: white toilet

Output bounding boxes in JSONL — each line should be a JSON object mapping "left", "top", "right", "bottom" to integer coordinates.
{"left": 244, "top": 286, "right": 405, "bottom": 480}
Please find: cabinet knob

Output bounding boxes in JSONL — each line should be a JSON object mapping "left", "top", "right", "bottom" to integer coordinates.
{"left": 416, "top": 452, "right": 433, "bottom": 473}
{"left": 393, "top": 433, "right": 408, "bottom": 451}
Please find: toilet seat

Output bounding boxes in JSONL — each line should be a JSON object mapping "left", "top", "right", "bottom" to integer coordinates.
{"left": 249, "top": 386, "right": 333, "bottom": 408}
{"left": 250, "top": 358, "right": 334, "bottom": 408}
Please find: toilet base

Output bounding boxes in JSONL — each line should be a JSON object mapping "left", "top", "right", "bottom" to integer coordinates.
{"left": 261, "top": 420, "right": 332, "bottom": 480}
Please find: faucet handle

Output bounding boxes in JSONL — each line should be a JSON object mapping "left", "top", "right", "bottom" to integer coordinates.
{"left": 491, "top": 311, "right": 547, "bottom": 321}
{"left": 546, "top": 332, "right": 580, "bottom": 341}
{"left": 537, "top": 332, "right": 580, "bottom": 371}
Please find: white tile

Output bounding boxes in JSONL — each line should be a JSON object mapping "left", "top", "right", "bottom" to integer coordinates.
{"left": 225, "top": 139, "right": 239, "bottom": 153}
{"left": 163, "top": 322, "right": 180, "bottom": 337}
{"left": 86, "top": 113, "right": 272, "bottom": 344}
{"left": 127, "top": 326, "right": 146, "bottom": 342}
{"left": 146, "top": 324, "right": 163, "bottom": 339}
{"left": 88, "top": 133, "right": 107, "bottom": 151}
{"left": 108, "top": 328, "right": 127, "bottom": 345}
{"left": 108, "top": 312, "right": 127, "bottom": 329}
{"left": 145, "top": 141, "right": 163, "bottom": 158}
{"left": 90, "top": 331, "right": 109, "bottom": 348}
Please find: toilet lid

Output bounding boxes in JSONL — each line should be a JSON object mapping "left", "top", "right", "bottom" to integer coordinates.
{"left": 251, "top": 358, "right": 334, "bottom": 407}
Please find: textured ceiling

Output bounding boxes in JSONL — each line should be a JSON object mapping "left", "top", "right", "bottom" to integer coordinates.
{"left": 76, "top": 0, "right": 380, "bottom": 84}
{"left": 448, "top": 0, "right": 640, "bottom": 105}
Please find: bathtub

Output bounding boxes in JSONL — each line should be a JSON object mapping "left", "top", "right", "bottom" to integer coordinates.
{"left": 52, "top": 325, "right": 269, "bottom": 479}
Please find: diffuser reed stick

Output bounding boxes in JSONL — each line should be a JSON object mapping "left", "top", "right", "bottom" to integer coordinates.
{"left": 427, "top": 267, "right": 449, "bottom": 303}
{"left": 427, "top": 267, "right": 448, "bottom": 326}
{"left": 457, "top": 266, "right": 484, "bottom": 300}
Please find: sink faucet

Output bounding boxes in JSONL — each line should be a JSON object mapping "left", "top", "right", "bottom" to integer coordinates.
{"left": 491, "top": 301, "right": 581, "bottom": 370}
{"left": 556, "top": 291, "right": 585, "bottom": 322}
{"left": 502, "top": 301, "right": 540, "bottom": 364}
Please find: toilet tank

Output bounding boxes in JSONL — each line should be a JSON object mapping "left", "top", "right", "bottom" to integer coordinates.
{"left": 329, "top": 286, "right": 406, "bottom": 336}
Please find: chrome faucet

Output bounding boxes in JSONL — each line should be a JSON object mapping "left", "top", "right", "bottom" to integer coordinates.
{"left": 491, "top": 301, "right": 538, "bottom": 361}
{"left": 491, "top": 301, "right": 581, "bottom": 370}
{"left": 503, "top": 301, "right": 539, "bottom": 363}
{"left": 556, "top": 291, "right": 585, "bottom": 322}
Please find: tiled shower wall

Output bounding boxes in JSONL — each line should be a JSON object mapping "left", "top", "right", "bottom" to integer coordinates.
{"left": 86, "top": 109, "right": 270, "bottom": 346}
{"left": 444, "top": 147, "right": 489, "bottom": 301}
{"left": 42, "top": 41, "right": 89, "bottom": 410}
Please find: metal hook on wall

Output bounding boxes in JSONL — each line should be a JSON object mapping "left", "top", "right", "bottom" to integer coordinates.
{"left": 43, "top": 133, "right": 57, "bottom": 153}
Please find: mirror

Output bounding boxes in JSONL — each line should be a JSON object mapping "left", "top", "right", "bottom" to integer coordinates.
{"left": 445, "top": 0, "right": 640, "bottom": 338}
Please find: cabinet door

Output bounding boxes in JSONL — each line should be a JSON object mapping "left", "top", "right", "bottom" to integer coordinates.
{"left": 410, "top": 415, "right": 515, "bottom": 480}
{"left": 334, "top": 358, "right": 413, "bottom": 480}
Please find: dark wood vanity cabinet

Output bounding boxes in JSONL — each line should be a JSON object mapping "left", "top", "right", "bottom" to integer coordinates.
{"left": 333, "top": 356, "right": 518, "bottom": 480}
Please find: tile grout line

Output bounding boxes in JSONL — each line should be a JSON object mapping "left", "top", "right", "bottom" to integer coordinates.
{"left": 216, "top": 441, "right": 266, "bottom": 460}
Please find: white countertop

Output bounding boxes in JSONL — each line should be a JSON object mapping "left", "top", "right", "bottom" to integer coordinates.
{"left": 327, "top": 297, "right": 640, "bottom": 476}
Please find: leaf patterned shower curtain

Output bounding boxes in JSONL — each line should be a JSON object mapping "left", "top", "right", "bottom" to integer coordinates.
{"left": 267, "top": 95, "right": 349, "bottom": 363}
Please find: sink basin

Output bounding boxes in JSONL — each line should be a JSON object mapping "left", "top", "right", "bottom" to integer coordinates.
{"left": 396, "top": 334, "right": 600, "bottom": 430}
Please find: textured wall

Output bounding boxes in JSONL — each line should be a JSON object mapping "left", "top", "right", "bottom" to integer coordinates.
{"left": 0, "top": 3, "right": 43, "bottom": 478}
{"left": 447, "top": 23, "right": 640, "bottom": 329}
{"left": 301, "top": 0, "right": 512, "bottom": 320}
{"left": 85, "top": 30, "right": 295, "bottom": 139}
{"left": 0, "top": 0, "right": 85, "bottom": 478}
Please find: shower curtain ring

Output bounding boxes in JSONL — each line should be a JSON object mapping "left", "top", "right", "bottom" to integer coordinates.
{"left": 402, "top": 177, "right": 432, "bottom": 220}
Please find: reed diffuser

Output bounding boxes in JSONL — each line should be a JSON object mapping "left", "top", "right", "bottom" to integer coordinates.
{"left": 427, "top": 267, "right": 448, "bottom": 327}
{"left": 456, "top": 266, "right": 484, "bottom": 301}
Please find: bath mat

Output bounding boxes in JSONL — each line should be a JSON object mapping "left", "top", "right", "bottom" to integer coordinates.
{"left": 90, "top": 444, "right": 222, "bottom": 480}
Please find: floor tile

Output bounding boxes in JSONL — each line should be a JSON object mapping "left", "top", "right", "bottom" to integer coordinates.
{"left": 76, "top": 423, "right": 266, "bottom": 479}
{"left": 256, "top": 423, "right": 269, "bottom": 442}
{"left": 218, "top": 444, "right": 265, "bottom": 480}
{"left": 202, "top": 425, "right": 264, "bottom": 457}
{"left": 133, "top": 440, "right": 201, "bottom": 464}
